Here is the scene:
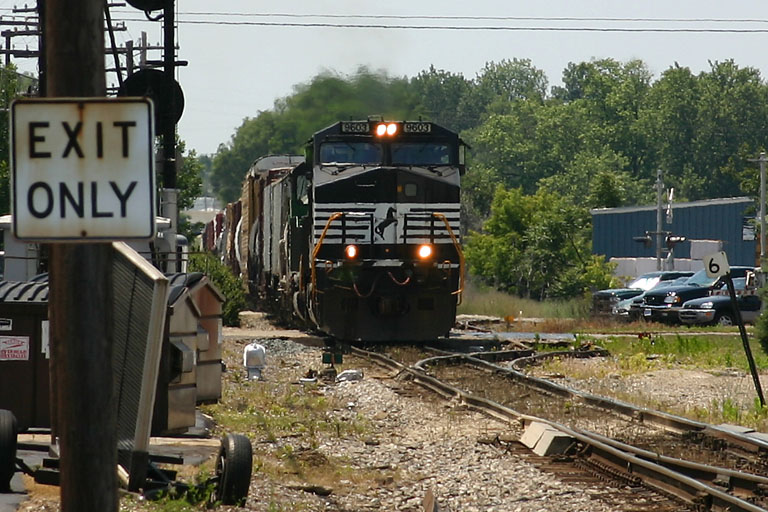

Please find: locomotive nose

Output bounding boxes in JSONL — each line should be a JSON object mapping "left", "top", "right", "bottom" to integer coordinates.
{"left": 374, "top": 296, "right": 408, "bottom": 316}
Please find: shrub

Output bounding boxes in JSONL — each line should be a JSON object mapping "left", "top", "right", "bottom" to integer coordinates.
{"left": 188, "top": 252, "right": 246, "bottom": 326}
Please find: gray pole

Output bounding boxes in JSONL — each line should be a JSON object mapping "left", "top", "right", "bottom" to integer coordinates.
{"left": 655, "top": 169, "right": 663, "bottom": 271}
{"left": 46, "top": 1, "right": 117, "bottom": 510}
{"left": 761, "top": 152, "right": 766, "bottom": 269}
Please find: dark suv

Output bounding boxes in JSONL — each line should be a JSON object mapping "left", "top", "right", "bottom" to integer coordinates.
{"left": 678, "top": 276, "right": 760, "bottom": 326}
{"left": 636, "top": 266, "right": 754, "bottom": 323}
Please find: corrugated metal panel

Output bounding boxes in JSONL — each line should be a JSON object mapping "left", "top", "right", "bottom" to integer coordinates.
{"left": 0, "top": 279, "right": 49, "bottom": 303}
{"left": 111, "top": 242, "right": 168, "bottom": 490}
{"left": 592, "top": 197, "right": 756, "bottom": 266}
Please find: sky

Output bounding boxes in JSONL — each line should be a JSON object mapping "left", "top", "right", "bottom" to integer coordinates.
{"left": 5, "top": 1, "right": 768, "bottom": 155}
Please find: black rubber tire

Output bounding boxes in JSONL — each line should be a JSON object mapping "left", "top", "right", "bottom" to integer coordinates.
{"left": 214, "top": 434, "right": 252, "bottom": 506}
{"left": 0, "top": 409, "right": 18, "bottom": 493}
{"left": 715, "top": 312, "right": 735, "bottom": 326}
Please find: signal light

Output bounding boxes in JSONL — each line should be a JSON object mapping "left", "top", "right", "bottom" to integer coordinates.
{"left": 344, "top": 244, "right": 359, "bottom": 259}
{"left": 417, "top": 244, "right": 433, "bottom": 259}
{"left": 375, "top": 122, "right": 398, "bottom": 137}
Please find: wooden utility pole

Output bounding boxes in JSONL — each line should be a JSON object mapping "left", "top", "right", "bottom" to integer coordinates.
{"left": 45, "top": 0, "right": 117, "bottom": 510}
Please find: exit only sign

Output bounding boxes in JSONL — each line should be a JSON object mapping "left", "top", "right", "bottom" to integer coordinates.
{"left": 10, "top": 97, "right": 155, "bottom": 241}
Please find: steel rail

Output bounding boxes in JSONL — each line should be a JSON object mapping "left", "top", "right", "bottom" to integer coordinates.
{"left": 416, "top": 349, "right": 768, "bottom": 456}
{"left": 349, "top": 346, "right": 768, "bottom": 511}
{"left": 579, "top": 430, "right": 768, "bottom": 498}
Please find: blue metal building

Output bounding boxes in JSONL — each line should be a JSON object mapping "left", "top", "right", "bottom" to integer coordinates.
{"left": 591, "top": 197, "right": 757, "bottom": 266}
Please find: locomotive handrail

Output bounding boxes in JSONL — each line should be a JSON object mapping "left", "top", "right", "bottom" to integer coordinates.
{"left": 311, "top": 212, "right": 344, "bottom": 301}
{"left": 431, "top": 212, "right": 465, "bottom": 305}
{"left": 310, "top": 211, "right": 464, "bottom": 305}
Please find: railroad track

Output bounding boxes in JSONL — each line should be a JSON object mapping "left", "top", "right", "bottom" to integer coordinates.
{"left": 348, "top": 345, "right": 768, "bottom": 512}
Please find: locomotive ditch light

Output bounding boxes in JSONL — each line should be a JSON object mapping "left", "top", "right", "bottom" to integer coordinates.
{"left": 344, "top": 244, "right": 359, "bottom": 259}
{"left": 417, "top": 244, "right": 433, "bottom": 260}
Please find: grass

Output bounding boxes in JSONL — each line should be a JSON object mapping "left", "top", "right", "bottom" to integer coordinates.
{"left": 537, "top": 332, "right": 768, "bottom": 430}
{"left": 120, "top": 338, "right": 379, "bottom": 512}
{"left": 593, "top": 332, "right": 768, "bottom": 371}
{"left": 457, "top": 280, "right": 590, "bottom": 320}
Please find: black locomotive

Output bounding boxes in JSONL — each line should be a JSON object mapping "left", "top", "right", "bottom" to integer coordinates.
{"left": 210, "top": 118, "right": 466, "bottom": 342}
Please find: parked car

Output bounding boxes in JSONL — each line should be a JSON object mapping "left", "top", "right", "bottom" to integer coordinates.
{"left": 636, "top": 266, "right": 754, "bottom": 323}
{"left": 592, "top": 271, "right": 694, "bottom": 316}
{"left": 615, "top": 276, "right": 692, "bottom": 321}
{"left": 678, "top": 277, "right": 761, "bottom": 326}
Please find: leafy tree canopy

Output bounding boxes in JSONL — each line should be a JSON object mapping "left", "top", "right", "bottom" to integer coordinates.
{"left": 0, "top": 65, "right": 34, "bottom": 215}
{"left": 210, "top": 67, "right": 418, "bottom": 203}
{"left": 465, "top": 186, "right": 614, "bottom": 299}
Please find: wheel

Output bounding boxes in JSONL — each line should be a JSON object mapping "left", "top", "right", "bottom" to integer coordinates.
{"left": 715, "top": 312, "right": 735, "bottom": 326}
{"left": 214, "top": 434, "right": 252, "bottom": 506}
{"left": 0, "top": 409, "right": 18, "bottom": 493}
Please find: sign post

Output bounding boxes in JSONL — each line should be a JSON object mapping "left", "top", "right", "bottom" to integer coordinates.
{"left": 705, "top": 252, "right": 765, "bottom": 407}
{"left": 30, "top": 1, "right": 146, "bottom": 509}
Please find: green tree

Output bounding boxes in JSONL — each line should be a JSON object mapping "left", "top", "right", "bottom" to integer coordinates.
{"left": 465, "top": 186, "right": 613, "bottom": 299}
{"left": 410, "top": 65, "right": 472, "bottom": 131}
{"left": 0, "top": 64, "right": 31, "bottom": 214}
{"left": 210, "top": 68, "right": 418, "bottom": 203}
{"left": 456, "top": 58, "right": 548, "bottom": 129}
{"left": 692, "top": 60, "right": 768, "bottom": 199}
{"left": 477, "top": 58, "right": 548, "bottom": 103}
{"left": 175, "top": 138, "right": 203, "bottom": 211}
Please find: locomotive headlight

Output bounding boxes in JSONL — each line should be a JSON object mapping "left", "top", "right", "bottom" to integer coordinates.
{"left": 417, "top": 244, "right": 433, "bottom": 260}
{"left": 344, "top": 244, "right": 359, "bottom": 259}
{"left": 375, "top": 122, "right": 399, "bottom": 137}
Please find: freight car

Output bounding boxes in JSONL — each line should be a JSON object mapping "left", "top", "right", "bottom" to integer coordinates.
{"left": 210, "top": 118, "right": 467, "bottom": 342}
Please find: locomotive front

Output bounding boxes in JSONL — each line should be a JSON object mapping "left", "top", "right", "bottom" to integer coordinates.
{"left": 307, "top": 119, "right": 465, "bottom": 342}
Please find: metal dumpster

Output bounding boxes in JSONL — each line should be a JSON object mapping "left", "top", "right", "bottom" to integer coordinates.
{"left": 0, "top": 279, "right": 50, "bottom": 432}
{"left": 152, "top": 273, "right": 224, "bottom": 435}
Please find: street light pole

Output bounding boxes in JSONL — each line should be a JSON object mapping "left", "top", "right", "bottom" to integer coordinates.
{"left": 655, "top": 169, "right": 663, "bottom": 271}
{"left": 748, "top": 152, "right": 767, "bottom": 270}
{"left": 760, "top": 152, "right": 766, "bottom": 269}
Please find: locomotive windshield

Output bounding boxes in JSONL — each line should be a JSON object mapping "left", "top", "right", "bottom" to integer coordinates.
{"left": 320, "top": 142, "right": 383, "bottom": 164}
{"left": 320, "top": 141, "right": 453, "bottom": 166}
{"left": 391, "top": 143, "right": 451, "bottom": 165}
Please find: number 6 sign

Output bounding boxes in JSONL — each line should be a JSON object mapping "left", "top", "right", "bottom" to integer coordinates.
{"left": 704, "top": 251, "right": 730, "bottom": 278}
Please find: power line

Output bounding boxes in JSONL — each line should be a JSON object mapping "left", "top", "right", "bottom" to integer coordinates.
{"left": 123, "top": 11, "right": 768, "bottom": 24}
{"left": 107, "top": 18, "right": 768, "bottom": 33}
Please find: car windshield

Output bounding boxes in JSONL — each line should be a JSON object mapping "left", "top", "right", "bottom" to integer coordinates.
{"left": 684, "top": 269, "right": 719, "bottom": 288}
{"left": 654, "top": 276, "right": 689, "bottom": 288}
{"left": 627, "top": 275, "right": 661, "bottom": 291}
{"left": 715, "top": 278, "right": 746, "bottom": 292}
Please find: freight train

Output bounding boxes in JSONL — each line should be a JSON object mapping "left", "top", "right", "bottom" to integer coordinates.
{"left": 206, "top": 118, "right": 467, "bottom": 342}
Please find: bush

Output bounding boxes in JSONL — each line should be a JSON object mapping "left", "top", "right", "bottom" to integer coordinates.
{"left": 755, "top": 284, "right": 768, "bottom": 354}
{"left": 188, "top": 252, "right": 246, "bottom": 326}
